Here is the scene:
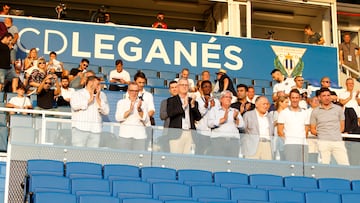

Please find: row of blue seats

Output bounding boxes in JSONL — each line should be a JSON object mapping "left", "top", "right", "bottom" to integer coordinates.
{"left": 31, "top": 183, "right": 360, "bottom": 203}
{"left": 25, "top": 160, "right": 360, "bottom": 191}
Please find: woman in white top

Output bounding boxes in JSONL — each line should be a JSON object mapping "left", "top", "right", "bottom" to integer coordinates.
{"left": 270, "top": 95, "right": 289, "bottom": 160}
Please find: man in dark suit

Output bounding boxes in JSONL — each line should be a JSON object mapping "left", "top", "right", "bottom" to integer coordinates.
{"left": 167, "top": 78, "right": 201, "bottom": 154}
{"left": 242, "top": 96, "right": 274, "bottom": 160}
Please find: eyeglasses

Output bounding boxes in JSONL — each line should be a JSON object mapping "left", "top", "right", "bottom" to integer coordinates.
{"left": 296, "top": 80, "right": 304, "bottom": 82}
{"left": 44, "top": 82, "right": 51, "bottom": 85}
{"left": 322, "top": 81, "right": 331, "bottom": 83}
{"left": 38, "top": 62, "right": 45, "bottom": 65}
{"left": 178, "top": 84, "right": 189, "bottom": 87}
{"left": 128, "top": 90, "right": 139, "bottom": 93}
{"left": 83, "top": 64, "right": 89, "bottom": 67}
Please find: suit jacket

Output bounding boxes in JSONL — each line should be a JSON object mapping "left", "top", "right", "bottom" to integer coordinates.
{"left": 167, "top": 95, "right": 201, "bottom": 130}
{"left": 241, "top": 109, "right": 274, "bottom": 156}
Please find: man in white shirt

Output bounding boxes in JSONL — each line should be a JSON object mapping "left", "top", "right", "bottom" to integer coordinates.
{"left": 271, "top": 69, "right": 295, "bottom": 102}
{"left": 57, "top": 76, "right": 75, "bottom": 106}
{"left": 175, "top": 68, "right": 195, "bottom": 92}
{"left": 195, "top": 80, "right": 219, "bottom": 155}
{"left": 109, "top": 59, "right": 130, "bottom": 91}
{"left": 242, "top": 96, "right": 274, "bottom": 160}
{"left": 208, "top": 90, "right": 244, "bottom": 157}
{"left": 339, "top": 78, "right": 360, "bottom": 125}
{"left": 70, "top": 76, "right": 110, "bottom": 147}
{"left": 278, "top": 89, "right": 309, "bottom": 162}
{"left": 115, "top": 82, "right": 149, "bottom": 150}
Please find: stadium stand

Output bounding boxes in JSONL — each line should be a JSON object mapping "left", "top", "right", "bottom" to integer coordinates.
{"left": 20, "top": 160, "right": 360, "bottom": 203}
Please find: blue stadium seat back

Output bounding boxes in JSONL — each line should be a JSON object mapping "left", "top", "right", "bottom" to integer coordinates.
{"left": 103, "top": 164, "right": 140, "bottom": 180}
{"left": 159, "top": 71, "right": 177, "bottom": 80}
{"left": 236, "top": 201, "right": 269, "bottom": 203}
{"left": 253, "top": 79, "right": 271, "bottom": 88}
{"left": 192, "top": 185, "right": 229, "bottom": 200}
{"left": 159, "top": 195, "right": 194, "bottom": 201}
{"left": 65, "top": 162, "right": 102, "bottom": 179}
{"left": 78, "top": 195, "right": 120, "bottom": 203}
{"left": 213, "top": 172, "right": 249, "bottom": 186}
{"left": 27, "top": 159, "right": 64, "bottom": 176}
{"left": 177, "top": 169, "right": 213, "bottom": 184}
{"left": 122, "top": 198, "right": 163, "bottom": 203}
{"left": 284, "top": 176, "right": 318, "bottom": 189}
{"left": 71, "top": 178, "right": 110, "bottom": 196}
{"left": 0, "top": 92, "right": 4, "bottom": 103}
{"left": 30, "top": 94, "right": 37, "bottom": 108}
{"left": 147, "top": 78, "right": 166, "bottom": 88}
{"left": 307, "top": 78, "right": 320, "bottom": 87}
{"left": 254, "top": 87, "right": 263, "bottom": 95}
{"left": 263, "top": 87, "right": 273, "bottom": 95}
{"left": 305, "top": 191, "right": 341, "bottom": 203}
{"left": 142, "top": 69, "right": 159, "bottom": 78}
{"left": 153, "top": 87, "right": 170, "bottom": 96}
{"left": 63, "top": 62, "right": 79, "bottom": 70}
{"left": 112, "top": 180, "right": 151, "bottom": 197}
{"left": 152, "top": 182, "right": 191, "bottom": 199}
{"left": 268, "top": 189, "right": 305, "bottom": 203}
{"left": 140, "top": 167, "right": 177, "bottom": 182}
{"left": 0, "top": 162, "right": 5, "bottom": 177}
{"left": 234, "top": 78, "right": 253, "bottom": 86}
{"left": 291, "top": 188, "right": 325, "bottom": 193}
{"left": 0, "top": 127, "right": 8, "bottom": 152}
{"left": 230, "top": 187, "right": 268, "bottom": 201}
{"left": 29, "top": 175, "right": 70, "bottom": 193}
{"left": 34, "top": 192, "right": 76, "bottom": 203}
{"left": 341, "top": 193, "right": 360, "bottom": 203}
{"left": 0, "top": 113, "right": 6, "bottom": 127}
{"left": 351, "top": 180, "right": 360, "bottom": 191}
{"left": 318, "top": 178, "right": 351, "bottom": 191}
{"left": 10, "top": 114, "right": 33, "bottom": 128}
{"left": 164, "top": 200, "right": 200, "bottom": 203}
{"left": 198, "top": 200, "right": 236, "bottom": 203}
{"left": 125, "top": 68, "right": 139, "bottom": 77}
{"left": 0, "top": 177, "right": 4, "bottom": 190}
{"left": 249, "top": 174, "right": 283, "bottom": 187}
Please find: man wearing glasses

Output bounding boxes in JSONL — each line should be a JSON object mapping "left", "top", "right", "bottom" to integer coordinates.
{"left": 36, "top": 74, "right": 61, "bottom": 109}
{"left": 315, "top": 76, "right": 336, "bottom": 97}
{"left": 69, "top": 58, "right": 89, "bottom": 89}
{"left": 167, "top": 78, "right": 201, "bottom": 154}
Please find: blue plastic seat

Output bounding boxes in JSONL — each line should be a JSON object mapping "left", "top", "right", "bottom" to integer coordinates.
{"left": 34, "top": 192, "right": 76, "bottom": 203}
{"left": 141, "top": 69, "right": 159, "bottom": 78}
{"left": 27, "top": 159, "right": 64, "bottom": 176}
{"left": 78, "top": 194, "right": 120, "bottom": 203}
{"left": 164, "top": 201, "right": 200, "bottom": 203}
{"left": 268, "top": 189, "right": 305, "bottom": 203}
{"left": 317, "top": 178, "right": 351, "bottom": 191}
{"left": 153, "top": 87, "right": 170, "bottom": 96}
{"left": 158, "top": 71, "right": 177, "bottom": 80}
{"left": 230, "top": 187, "right": 268, "bottom": 201}
{"left": 112, "top": 180, "right": 152, "bottom": 199}
{"left": 147, "top": 78, "right": 166, "bottom": 88}
{"left": 213, "top": 172, "right": 249, "bottom": 188}
{"left": 351, "top": 180, "right": 360, "bottom": 191}
{"left": 253, "top": 79, "right": 271, "bottom": 88}
{"left": 305, "top": 191, "right": 341, "bottom": 203}
{"left": 140, "top": 167, "right": 177, "bottom": 183}
{"left": 122, "top": 198, "right": 163, "bottom": 203}
{"left": 284, "top": 176, "right": 318, "bottom": 189}
{"left": 341, "top": 193, "right": 360, "bottom": 203}
{"left": 29, "top": 175, "right": 70, "bottom": 193}
{"left": 65, "top": 162, "right": 102, "bottom": 179}
{"left": 192, "top": 185, "right": 229, "bottom": 201}
{"left": 177, "top": 169, "right": 213, "bottom": 185}
{"left": 103, "top": 164, "right": 140, "bottom": 181}
{"left": 249, "top": 174, "right": 283, "bottom": 187}
{"left": 152, "top": 182, "right": 191, "bottom": 200}
{"left": 71, "top": 178, "right": 111, "bottom": 196}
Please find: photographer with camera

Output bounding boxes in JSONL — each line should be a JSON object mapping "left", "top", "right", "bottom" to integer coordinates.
{"left": 36, "top": 73, "right": 61, "bottom": 110}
